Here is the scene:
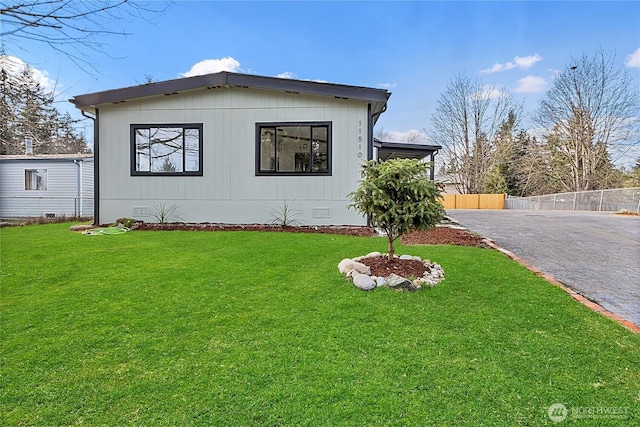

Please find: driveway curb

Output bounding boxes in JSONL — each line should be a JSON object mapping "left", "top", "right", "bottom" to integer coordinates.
{"left": 482, "top": 238, "right": 640, "bottom": 334}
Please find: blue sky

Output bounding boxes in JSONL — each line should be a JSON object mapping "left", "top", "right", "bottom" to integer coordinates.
{"left": 5, "top": 0, "right": 640, "bottom": 159}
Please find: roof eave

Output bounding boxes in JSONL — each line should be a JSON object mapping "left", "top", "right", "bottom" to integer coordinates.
{"left": 70, "top": 72, "right": 390, "bottom": 116}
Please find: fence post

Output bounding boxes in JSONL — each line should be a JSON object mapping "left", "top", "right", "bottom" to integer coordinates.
{"left": 598, "top": 190, "right": 604, "bottom": 212}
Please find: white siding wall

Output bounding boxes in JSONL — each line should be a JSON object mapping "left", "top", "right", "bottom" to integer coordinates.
{"left": 0, "top": 158, "right": 94, "bottom": 218}
{"left": 97, "top": 87, "right": 370, "bottom": 225}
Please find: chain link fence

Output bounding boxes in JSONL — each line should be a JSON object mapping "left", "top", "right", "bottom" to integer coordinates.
{"left": 0, "top": 195, "right": 93, "bottom": 220}
{"left": 505, "top": 187, "right": 640, "bottom": 212}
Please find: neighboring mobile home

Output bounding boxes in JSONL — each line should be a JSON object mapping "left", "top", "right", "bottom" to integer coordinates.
{"left": 71, "top": 72, "right": 434, "bottom": 226}
{"left": 0, "top": 154, "right": 94, "bottom": 219}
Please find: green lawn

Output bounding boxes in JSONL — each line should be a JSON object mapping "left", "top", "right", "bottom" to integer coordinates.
{"left": 1, "top": 223, "right": 638, "bottom": 426}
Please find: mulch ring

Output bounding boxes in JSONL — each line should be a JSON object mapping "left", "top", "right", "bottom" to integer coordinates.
{"left": 359, "top": 256, "right": 430, "bottom": 278}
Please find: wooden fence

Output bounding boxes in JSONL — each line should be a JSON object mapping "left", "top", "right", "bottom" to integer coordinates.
{"left": 439, "top": 194, "right": 505, "bottom": 210}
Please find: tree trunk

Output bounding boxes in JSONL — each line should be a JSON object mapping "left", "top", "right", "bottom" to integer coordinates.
{"left": 387, "top": 233, "right": 395, "bottom": 261}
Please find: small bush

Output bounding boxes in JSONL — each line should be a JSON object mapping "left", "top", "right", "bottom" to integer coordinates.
{"left": 348, "top": 158, "right": 445, "bottom": 260}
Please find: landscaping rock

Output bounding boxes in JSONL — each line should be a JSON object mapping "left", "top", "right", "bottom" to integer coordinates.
{"left": 338, "top": 255, "right": 444, "bottom": 292}
{"left": 384, "top": 273, "right": 418, "bottom": 292}
{"left": 338, "top": 259, "right": 371, "bottom": 275}
{"left": 352, "top": 273, "right": 376, "bottom": 291}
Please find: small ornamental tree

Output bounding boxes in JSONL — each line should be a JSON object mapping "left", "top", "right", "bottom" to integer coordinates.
{"left": 348, "top": 158, "right": 445, "bottom": 261}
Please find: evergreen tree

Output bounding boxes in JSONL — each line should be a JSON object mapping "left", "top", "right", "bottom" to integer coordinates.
{"left": 0, "top": 56, "right": 89, "bottom": 155}
{"left": 348, "top": 159, "right": 445, "bottom": 261}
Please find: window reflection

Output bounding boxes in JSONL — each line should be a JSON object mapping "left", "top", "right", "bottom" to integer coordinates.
{"left": 258, "top": 123, "right": 330, "bottom": 174}
{"left": 133, "top": 125, "right": 202, "bottom": 175}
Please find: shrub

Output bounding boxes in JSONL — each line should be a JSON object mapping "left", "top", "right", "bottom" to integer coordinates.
{"left": 348, "top": 158, "right": 445, "bottom": 260}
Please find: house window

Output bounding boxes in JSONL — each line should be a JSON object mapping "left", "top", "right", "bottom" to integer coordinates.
{"left": 131, "top": 124, "right": 203, "bottom": 175}
{"left": 25, "top": 169, "right": 47, "bottom": 190}
{"left": 256, "top": 122, "right": 331, "bottom": 175}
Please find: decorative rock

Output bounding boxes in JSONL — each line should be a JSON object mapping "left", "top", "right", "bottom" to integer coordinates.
{"left": 387, "top": 276, "right": 419, "bottom": 292}
{"left": 352, "top": 273, "right": 376, "bottom": 291}
{"left": 338, "top": 255, "right": 444, "bottom": 292}
{"left": 338, "top": 259, "right": 371, "bottom": 275}
{"left": 385, "top": 273, "right": 406, "bottom": 286}
{"left": 338, "top": 258, "right": 353, "bottom": 273}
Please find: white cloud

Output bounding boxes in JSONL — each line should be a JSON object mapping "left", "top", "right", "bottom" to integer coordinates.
{"left": 0, "top": 54, "right": 57, "bottom": 92}
{"left": 624, "top": 47, "right": 640, "bottom": 68}
{"left": 481, "top": 53, "right": 543, "bottom": 73}
{"left": 276, "top": 72, "right": 327, "bottom": 83}
{"left": 514, "top": 75, "right": 547, "bottom": 93}
{"left": 377, "top": 82, "right": 396, "bottom": 89}
{"left": 276, "top": 71, "right": 297, "bottom": 79}
{"left": 179, "top": 57, "right": 242, "bottom": 77}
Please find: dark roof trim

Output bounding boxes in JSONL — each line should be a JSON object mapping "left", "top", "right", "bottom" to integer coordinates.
{"left": 70, "top": 71, "right": 391, "bottom": 112}
{"left": 373, "top": 138, "right": 442, "bottom": 161}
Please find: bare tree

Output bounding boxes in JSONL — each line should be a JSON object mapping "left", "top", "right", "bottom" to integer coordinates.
{"left": 375, "top": 127, "right": 429, "bottom": 143}
{"left": 535, "top": 49, "right": 640, "bottom": 191}
{"left": 1, "top": 1, "right": 169, "bottom": 73}
{"left": 429, "top": 73, "right": 522, "bottom": 194}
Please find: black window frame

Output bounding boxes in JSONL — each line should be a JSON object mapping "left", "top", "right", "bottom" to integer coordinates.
{"left": 255, "top": 121, "right": 332, "bottom": 176}
{"left": 130, "top": 123, "right": 203, "bottom": 176}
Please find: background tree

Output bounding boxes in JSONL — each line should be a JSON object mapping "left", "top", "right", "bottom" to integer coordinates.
{"left": 1, "top": 1, "right": 169, "bottom": 73}
{"left": 348, "top": 158, "right": 445, "bottom": 261}
{"left": 535, "top": 49, "right": 639, "bottom": 192}
{"left": 430, "top": 73, "right": 522, "bottom": 194}
{"left": 484, "top": 112, "right": 520, "bottom": 194}
{"left": 375, "top": 127, "right": 430, "bottom": 143}
{"left": 0, "top": 56, "right": 89, "bottom": 154}
{"left": 622, "top": 158, "right": 640, "bottom": 187}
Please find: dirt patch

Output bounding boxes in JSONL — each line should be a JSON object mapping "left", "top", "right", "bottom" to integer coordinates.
{"left": 129, "top": 222, "right": 485, "bottom": 246}
{"left": 130, "top": 222, "right": 377, "bottom": 237}
{"left": 615, "top": 210, "right": 640, "bottom": 216}
{"left": 402, "top": 226, "right": 485, "bottom": 247}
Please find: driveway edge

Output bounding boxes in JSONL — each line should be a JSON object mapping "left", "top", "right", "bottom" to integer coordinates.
{"left": 482, "top": 238, "right": 640, "bottom": 334}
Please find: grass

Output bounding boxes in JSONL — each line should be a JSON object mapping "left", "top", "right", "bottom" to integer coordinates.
{"left": 1, "top": 223, "right": 638, "bottom": 426}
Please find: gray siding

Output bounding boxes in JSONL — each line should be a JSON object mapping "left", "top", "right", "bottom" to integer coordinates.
{"left": 97, "top": 87, "right": 370, "bottom": 225}
{"left": 0, "top": 158, "right": 94, "bottom": 218}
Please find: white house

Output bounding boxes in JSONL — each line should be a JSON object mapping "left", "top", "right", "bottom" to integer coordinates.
{"left": 0, "top": 154, "right": 94, "bottom": 219}
{"left": 71, "top": 72, "right": 435, "bottom": 226}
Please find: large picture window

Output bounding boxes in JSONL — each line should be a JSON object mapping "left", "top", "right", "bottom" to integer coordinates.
{"left": 25, "top": 169, "right": 47, "bottom": 190}
{"left": 256, "top": 122, "right": 331, "bottom": 175}
{"left": 131, "top": 124, "right": 203, "bottom": 175}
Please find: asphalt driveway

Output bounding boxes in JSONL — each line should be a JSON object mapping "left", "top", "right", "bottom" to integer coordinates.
{"left": 446, "top": 210, "right": 640, "bottom": 326}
